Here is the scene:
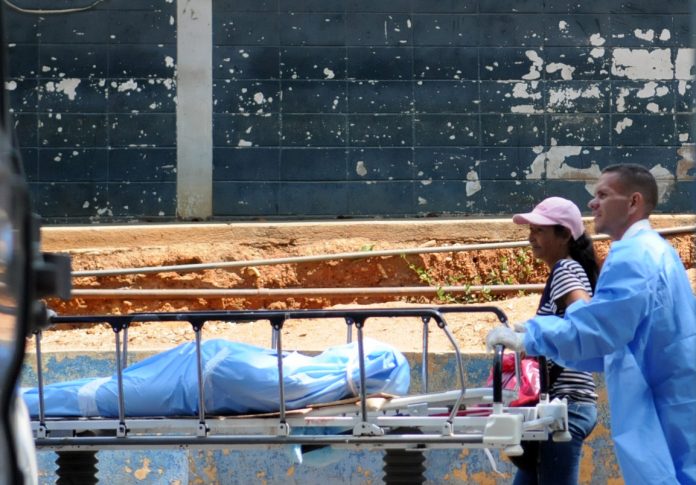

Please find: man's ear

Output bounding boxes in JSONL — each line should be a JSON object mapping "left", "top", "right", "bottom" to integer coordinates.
{"left": 629, "top": 191, "right": 645, "bottom": 216}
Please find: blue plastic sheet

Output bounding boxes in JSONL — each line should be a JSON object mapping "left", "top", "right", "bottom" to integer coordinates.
{"left": 22, "top": 338, "right": 410, "bottom": 417}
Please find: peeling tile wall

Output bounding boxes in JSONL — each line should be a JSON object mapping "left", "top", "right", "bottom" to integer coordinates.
{"left": 211, "top": 0, "right": 696, "bottom": 218}
{"left": 6, "top": 0, "right": 178, "bottom": 222}
{"left": 6, "top": 0, "right": 696, "bottom": 222}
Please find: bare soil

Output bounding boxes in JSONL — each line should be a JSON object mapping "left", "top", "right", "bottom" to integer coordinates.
{"left": 34, "top": 219, "right": 696, "bottom": 354}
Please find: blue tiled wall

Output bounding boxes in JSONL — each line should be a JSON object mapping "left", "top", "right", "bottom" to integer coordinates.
{"left": 6, "top": 0, "right": 695, "bottom": 221}
{"left": 6, "top": 0, "right": 177, "bottom": 222}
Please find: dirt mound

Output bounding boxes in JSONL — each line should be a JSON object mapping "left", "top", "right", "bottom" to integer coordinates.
{"left": 38, "top": 221, "right": 695, "bottom": 353}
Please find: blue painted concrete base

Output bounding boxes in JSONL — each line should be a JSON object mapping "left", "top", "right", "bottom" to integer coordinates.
{"left": 24, "top": 351, "right": 623, "bottom": 484}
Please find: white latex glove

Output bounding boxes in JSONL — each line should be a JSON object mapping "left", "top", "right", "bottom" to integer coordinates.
{"left": 513, "top": 323, "right": 527, "bottom": 333}
{"left": 485, "top": 326, "right": 525, "bottom": 352}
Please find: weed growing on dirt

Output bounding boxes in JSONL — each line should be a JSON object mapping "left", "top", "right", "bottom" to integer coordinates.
{"left": 513, "top": 248, "right": 536, "bottom": 281}
{"left": 401, "top": 249, "right": 541, "bottom": 304}
{"left": 401, "top": 254, "right": 490, "bottom": 304}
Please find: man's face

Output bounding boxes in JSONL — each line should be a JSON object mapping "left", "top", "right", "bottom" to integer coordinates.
{"left": 588, "top": 172, "right": 632, "bottom": 240}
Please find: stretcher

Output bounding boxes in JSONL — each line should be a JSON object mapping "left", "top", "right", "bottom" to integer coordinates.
{"left": 26, "top": 306, "right": 570, "bottom": 477}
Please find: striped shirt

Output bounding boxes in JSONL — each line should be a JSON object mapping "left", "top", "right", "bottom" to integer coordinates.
{"left": 537, "top": 259, "right": 598, "bottom": 404}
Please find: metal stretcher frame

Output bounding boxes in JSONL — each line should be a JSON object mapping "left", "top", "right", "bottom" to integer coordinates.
{"left": 28, "top": 306, "right": 570, "bottom": 456}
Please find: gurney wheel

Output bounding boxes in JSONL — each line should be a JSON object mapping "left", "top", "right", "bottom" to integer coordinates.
{"left": 383, "top": 449, "right": 426, "bottom": 484}
{"left": 382, "top": 428, "right": 426, "bottom": 484}
{"left": 55, "top": 450, "right": 98, "bottom": 485}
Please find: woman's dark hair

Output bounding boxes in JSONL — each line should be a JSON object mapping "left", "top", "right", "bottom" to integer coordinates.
{"left": 554, "top": 225, "right": 599, "bottom": 292}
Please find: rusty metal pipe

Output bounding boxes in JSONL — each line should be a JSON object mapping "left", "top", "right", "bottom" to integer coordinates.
{"left": 68, "top": 284, "right": 545, "bottom": 299}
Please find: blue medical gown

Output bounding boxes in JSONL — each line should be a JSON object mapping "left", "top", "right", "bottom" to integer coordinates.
{"left": 523, "top": 229, "right": 696, "bottom": 485}
{"left": 22, "top": 337, "right": 410, "bottom": 417}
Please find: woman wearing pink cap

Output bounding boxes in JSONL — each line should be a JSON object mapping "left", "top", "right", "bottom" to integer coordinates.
{"left": 510, "top": 196, "right": 598, "bottom": 485}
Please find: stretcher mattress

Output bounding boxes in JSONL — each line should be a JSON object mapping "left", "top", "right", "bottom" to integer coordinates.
{"left": 22, "top": 337, "right": 409, "bottom": 417}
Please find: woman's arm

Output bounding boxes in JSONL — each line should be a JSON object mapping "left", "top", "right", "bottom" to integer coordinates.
{"left": 563, "top": 288, "right": 591, "bottom": 306}
{"left": 554, "top": 288, "right": 590, "bottom": 314}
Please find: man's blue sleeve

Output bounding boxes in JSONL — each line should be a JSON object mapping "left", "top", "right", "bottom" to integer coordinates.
{"left": 522, "top": 243, "right": 652, "bottom": 366}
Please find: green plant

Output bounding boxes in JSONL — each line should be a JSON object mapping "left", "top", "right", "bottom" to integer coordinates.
{"left": 513, "top": 248, "right": 536, "bottom": 281}
{"left": 401, "top": 251, "right": 537, "bottom": 304}
{"left": 402, "top": 254, "right": 487, "bottom": 304}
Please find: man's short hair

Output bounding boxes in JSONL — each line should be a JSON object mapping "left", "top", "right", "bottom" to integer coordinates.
{"left": 602, "top": 163, "right": 658, "bottom": 214}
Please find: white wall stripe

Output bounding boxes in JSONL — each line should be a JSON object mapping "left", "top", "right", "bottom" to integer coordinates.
{"left": 176, "top": 0, "right": 213, "bottom": 219}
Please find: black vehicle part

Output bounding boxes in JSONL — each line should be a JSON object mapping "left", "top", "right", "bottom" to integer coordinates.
{"left": 55, "top": 449, "right": 98, "bottom": 485}
{"left": 383, "top": 448, "right": 426, "bottom": 484}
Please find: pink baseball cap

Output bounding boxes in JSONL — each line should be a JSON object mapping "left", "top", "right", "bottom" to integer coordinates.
{"left": 512, "top": 197, "right": 585, "bottom": 240}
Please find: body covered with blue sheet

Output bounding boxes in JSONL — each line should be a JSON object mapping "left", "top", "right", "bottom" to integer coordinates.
{"left": 23, "top": 338, "right": 410, "bottom": 417}
{"left": 523, "top": 229, "right": 696, "bottom": 485}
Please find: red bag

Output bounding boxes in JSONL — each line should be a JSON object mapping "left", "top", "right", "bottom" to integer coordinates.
{"left": 486, "top": 352, "right": 540, "bottom": 407}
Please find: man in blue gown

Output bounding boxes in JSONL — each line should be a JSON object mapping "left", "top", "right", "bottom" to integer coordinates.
{"left": 487, "top": 164, "right": 696, "bottom": 485}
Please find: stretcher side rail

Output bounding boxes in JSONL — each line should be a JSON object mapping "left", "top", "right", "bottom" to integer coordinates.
{"left": 28, "top": 306, "right": 568, "bottom": 455}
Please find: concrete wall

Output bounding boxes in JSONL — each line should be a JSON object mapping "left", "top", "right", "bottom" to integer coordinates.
{"left": 22, "top": 350, "right": 623, "bottom": 484}
{"left": 5, "top": 0, "right": 695, "bottom": 222}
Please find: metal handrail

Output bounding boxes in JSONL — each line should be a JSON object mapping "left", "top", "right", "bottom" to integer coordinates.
{"left": 70, "top": 224, "right": 695, "bottom": 278}
{"left": 66, "top": 284, "right": 546, "bottom": 299}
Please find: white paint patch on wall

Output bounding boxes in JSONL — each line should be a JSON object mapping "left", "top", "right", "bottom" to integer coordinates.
{"left": 526, "top": 146, "right": 678, "bottom": 200}
{"left": 355, "top": 161, "right": 368, "bottom": 177}
{"left": 526, "top": 146, "right": 602, "bottom": 194}
{"left": 677, "top": 145, "right": 695, "bottom": 180}
{"left": 510, "top": 81, "right": 542, "bottom": 113}
{"left": 590, "top": 47, "right": 605, "bottom": 58}
{"left": 546, "top": 146, "right": 602, "bottom": 195}
{"left": 547, "top": 84, "right": 600, "bottom": 110}
{"left": 465, "top": 170, "right": 481, "bottom": 196}
{"left": 614, "top": 117, "right": 633, "bottom": 134}
{"left": 633, "top": 29, "right": 655, "bottom": 42}
{"left": 650, "top": 164, "right": 676, "bottom": 202}
{"left": 611, "top": 48, "right": 673, "bottom": 80}
{"left": 615, "top": 87, "right": 629, "bottom": 112}
{"left": 675, "top": 48, "right": 695, "bottom": 80}
{"left": 511, "top": 105, "right": 537, "bottom": 113}
{"left": 636, "top": 81, "right": 666, "bottom": 98}
{"left": 631, "top": 81, "right": 670, "bottom": 113}
{"left": 546, "top": 62, "right": 575, "bottom": 80}
{"left": 589, "top": 33, "right": 606, "bottom": 46}
{"left": 511, "top": 81, "right": 541, "bottom": 100}
{"left": 523, "top": 50, "right": 544, "bottom": 80}
{"left": 678, "top": 80, "right": 689, "bottom": 95}
{"left": 116, "top": 79, "right": 138, "bottom": 92}
{"left": 45, "top": 78, "right": 81, "bottom": 100}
